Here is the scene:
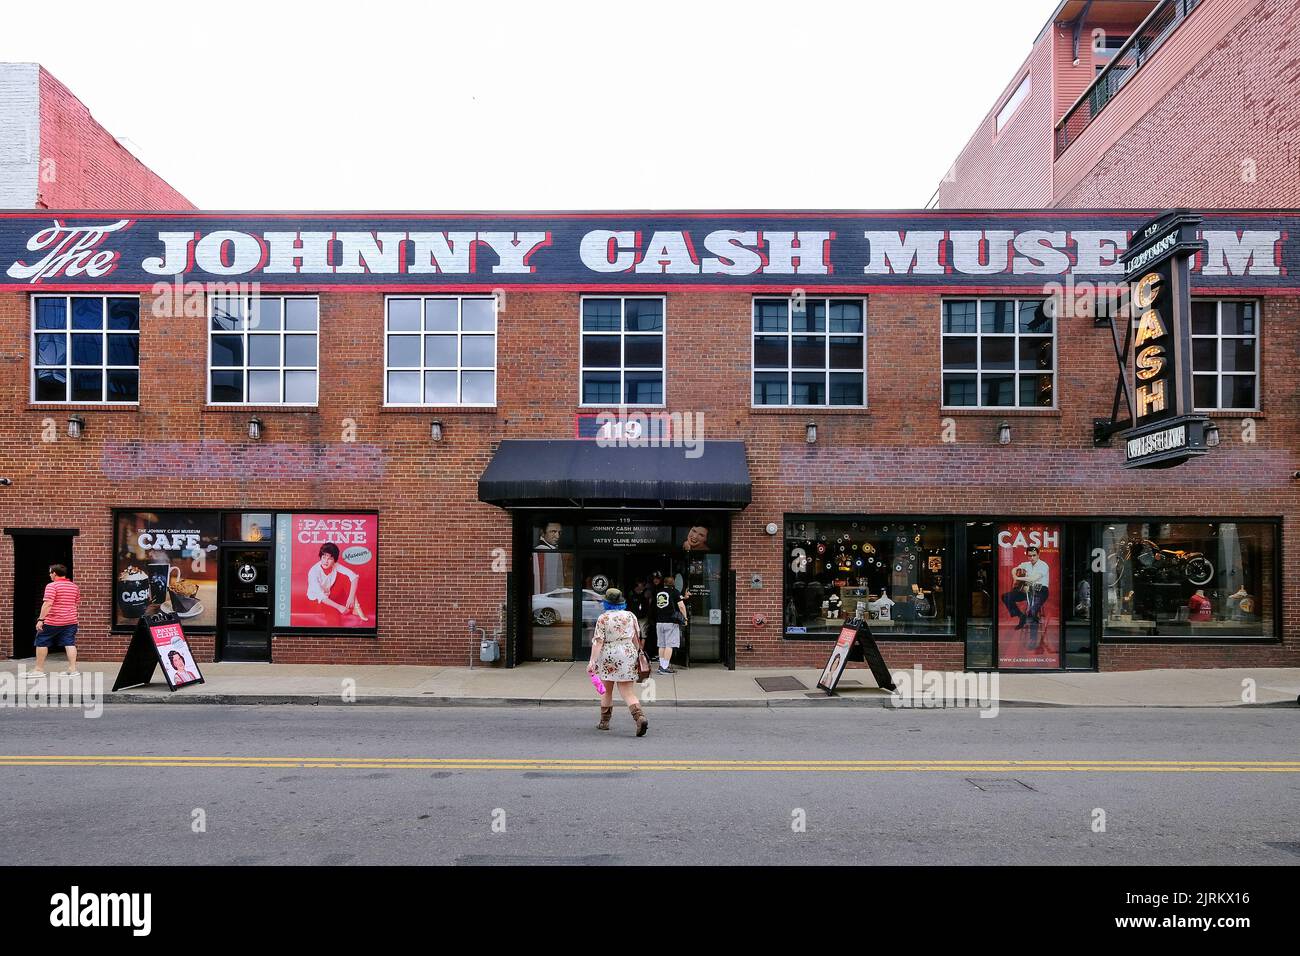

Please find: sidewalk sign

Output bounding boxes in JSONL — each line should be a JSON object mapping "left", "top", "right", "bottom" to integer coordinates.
{"left": 816, "top": 620, "right": 896, "bottom": 695}
{"left": 112, "top": 610, "right": 206, "bottom": 692}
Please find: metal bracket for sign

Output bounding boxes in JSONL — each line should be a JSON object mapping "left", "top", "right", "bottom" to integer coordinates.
{"left": 1093, "top": 306, "right": 1136, "bottom": 446}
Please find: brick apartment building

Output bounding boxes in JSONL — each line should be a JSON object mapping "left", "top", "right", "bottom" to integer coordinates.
{"left": 0, "top": 209, "right": 1295, "bottom": 674}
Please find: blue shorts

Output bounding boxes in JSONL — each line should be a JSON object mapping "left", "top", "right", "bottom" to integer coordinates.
{"left": 36, "top": 623, "right": 77, "bottom": 648}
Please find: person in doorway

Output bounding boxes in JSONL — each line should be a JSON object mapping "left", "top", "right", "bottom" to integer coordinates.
{"left": 306, "top": 542, "right": 368, "bottom": 624}
{"left": 629, "top": 578, "right": 650, "bottom": 642}
{"left": 34, "top": 564, "right": 81, "bottom": 676}
{"left": 587, "top": 588, "right": 648, "bottom": 736}
{"left": 651, "top": 571, "right": 688, "bottom": 675}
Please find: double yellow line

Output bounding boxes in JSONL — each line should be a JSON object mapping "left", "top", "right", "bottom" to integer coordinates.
{"left": 1, "top": 756, "right": 1298, "bottom": 773}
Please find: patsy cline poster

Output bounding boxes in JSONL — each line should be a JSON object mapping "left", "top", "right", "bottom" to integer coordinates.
{"left": 277, "top": 514, "right": 378, "bottom": 628}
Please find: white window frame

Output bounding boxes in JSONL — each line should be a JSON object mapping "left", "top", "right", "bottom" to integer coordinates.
{"left": 995, "top": 72, "right": 1031, "bottom": 134}
{"left": 207, "top": 295, "right": 320, "bottom": 407}
{"left": 750, "top": 296, "right": 868, "bottom": 409}
{"left": 579, "top": 295, "right": 667, "bottom": 408}
{"left": 383, "top": 295, "right": 498, "bottom": 407}
{"left": 1190, "top": 298, "right": 1261, "bottom": 412}
{"left": 940, "top": 297, "right": 1057, "bottom": 410}
{"left": 30, "top": 294, "right": 141, "bottom": 405}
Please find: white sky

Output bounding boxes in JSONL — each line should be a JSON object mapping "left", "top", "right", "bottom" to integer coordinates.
{"left": 1, "top": 0, "right": 1052, "bottom": 210}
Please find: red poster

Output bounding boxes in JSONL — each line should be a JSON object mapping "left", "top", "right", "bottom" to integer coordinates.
{"left": 286, "top": 514, "right": 378, "bottom": 628}
{"left": 996, "top": 523, "right": 1061, "bottom": 668}
{"left": 149, "top": 620, "right": 203, "bottom": 688}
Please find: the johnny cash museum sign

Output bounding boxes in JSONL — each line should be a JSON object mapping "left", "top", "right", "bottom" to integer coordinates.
{"left": 0, "top": 211, "right": 1294, "bottom": 290}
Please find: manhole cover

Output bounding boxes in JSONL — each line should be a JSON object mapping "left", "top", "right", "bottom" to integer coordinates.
{"left": 456, "top": 854, "right": 619, "bottom": 866}
{"left": 1265, "top": 842, "right": 1300, "bottom": 857}
{"left": 755, "top": 676, "right": 807, "bottom": 692}
{"left": 966, "top": 778, "right": 1036, "bottom": 792}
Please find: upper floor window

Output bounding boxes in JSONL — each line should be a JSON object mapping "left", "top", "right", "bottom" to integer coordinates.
{"left": 1191, "top": 300, "right": 1258, "bottom": 411}
{"left": 385, "top": 296, "right": 497, "bottom": 406}
{"left": 32, "top": 295, "right": 140, "bottom": 404}
{"left": 210, "top": 296, "right": 319, "bottom": 405}
{"left": 995, "top": 73, "right": 1031, "bottom": 133}
{"left": 581, "top": 297, "right": 664, "bottom": 406}
{"left": 753, "top": 297, "right": 866, "bottom": 407}
{"left": 942, "top": 298, "right": 1054, "bottom": 408}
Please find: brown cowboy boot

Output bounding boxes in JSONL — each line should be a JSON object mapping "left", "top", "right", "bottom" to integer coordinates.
{"left": 629, "top": 703, "right": 648, "bottom": 737}
{"left": 597, "top": 706, "right": 613, "bottom": 731}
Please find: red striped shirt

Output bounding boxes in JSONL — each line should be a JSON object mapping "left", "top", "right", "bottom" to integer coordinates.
{"left": 43, "top": 579, "right": 80, "bottom": 625}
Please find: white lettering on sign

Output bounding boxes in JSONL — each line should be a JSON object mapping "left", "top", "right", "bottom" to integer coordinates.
{"left": 1127, "top": 425, "right": 1187, "bottom": 461}
{"left": 996, "top": 529, "right": 1060, "bottom": 549}
{"left": 1201, "top": 230, "right": 1281, "bottom": 276}
{"left": 137, "top": 531, "right": 200, "bottom": 551}
{"left": 6, "top": 219, "right": 130, "bottom": 282}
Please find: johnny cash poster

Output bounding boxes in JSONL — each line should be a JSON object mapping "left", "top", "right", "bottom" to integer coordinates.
{"left": 997, "top": 523, "right": 1061, "bottom": 669}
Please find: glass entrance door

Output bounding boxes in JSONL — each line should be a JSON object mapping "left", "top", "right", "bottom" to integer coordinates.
{"left": 576, "top": 553, "right": 624, "bottom": 660}
{"left": 219, "top": 548, "right": 272, "bottom": 662}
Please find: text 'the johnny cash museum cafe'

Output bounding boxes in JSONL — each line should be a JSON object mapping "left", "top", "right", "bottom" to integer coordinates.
{"left": 0, "top": 208, "right": 1297, "bottom": 673}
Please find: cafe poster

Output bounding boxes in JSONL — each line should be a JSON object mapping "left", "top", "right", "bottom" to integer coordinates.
{"left": 996, "top": 523, "right": 1062, "bottom": 669}
{"left": 113, "top": 510, "right": 219, "bottom": 628}
{"left": 275, "top": 513, "right": 378, "bottom": 629}
{"left": 151, "top": 618, "right": 204, "bottom": 689}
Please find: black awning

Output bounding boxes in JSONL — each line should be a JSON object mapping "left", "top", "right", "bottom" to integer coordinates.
{"left": 477, "top": 440, "right": 751, "bottom": 510}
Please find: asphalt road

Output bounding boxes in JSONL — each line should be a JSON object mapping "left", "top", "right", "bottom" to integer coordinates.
{"left": 1, "top": 704, "right": 1298, "bottom": 865}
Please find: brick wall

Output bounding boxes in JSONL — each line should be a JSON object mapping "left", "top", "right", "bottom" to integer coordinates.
{"left": 1, "top": 285, "right": 1296, "bottom": 673}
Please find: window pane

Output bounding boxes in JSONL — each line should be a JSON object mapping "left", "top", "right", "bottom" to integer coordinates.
{"left": 284, "top": 299, "right": 317, "bottom": 330}
{"left": 624, "top": 372, "right": 663, "bottom": 405}
{"left": 1192, "top": 338, "right": 1217, "bottom": 370}
{"left": 1018, "top": 300, "right": 1051, "bottom": 333}
{"left": 943, "top": 373, "right": 977, "bottom": 406}
{"left": 754, "top": 299, "right": 788, "bottom": 333}
{"left": 71, "top": 298, "right": 104, "bottom": 330}
{"left": 791, "top": 372, "right": 826, "bottom": 406}
{"left": 211, "top": 297, "right": 244, "bottom": 331}
{"left": 35, "top": 368, "right": 66, "bottom": 401}
{"left": 582, "top": 372, "right": 620, "bottom": 404}
{"left": 420, "top": 334, "right": 455, "bottom": 367}
{"left": 107, "top": 298, "right": 139, "bottom": 330}
{"left": 389, "top": 298, "right": 422, "bottom": 331}
{"left": 943, "top": 336, "right": 977, "bottom": 369}
{"left": 582, "top": 335, "right": 620, "bottom": 367}
{"left": 1193, "top": 375, "right": 1218, "bottom": 408}
{"left": 71, "top": 369, "right": 102, "bottom": 402}
{"left": 35, "top": 298, "right": 67, "bottom": 329}
{"left": 107, "top": 369, "right": 138, "bottom": 402}
{"left": 1191, "top": 301, "right": 1217, "bottom": 335}
{"left": 829, "top": 372, "right": 864, "bottom": 406}
{"left": 624, "top": 335, "right": 662, "bottom": 368}
{"left": 754, "top": 372, "right": 787, "bottom": 405}
{"left": 285, "top": 334, "right": 317, "bottom": 367}
{"left": 249, "top": 298, "right": 282, "bottom": 331}
{"left": 424, "top": 371, "right": 457, "bottom": 404}
{"left": 981, "top": 374, "right": 1015, "bottom": 406}
{"left": 981, "top": 338, "right": 1014, "bottom": 369}
{"left": 285, "top": 370, "right": 317, "bottom": 404}
{"left": 387, "top": 370, "right": 420, "bottom": 404}
{"left": 943, "top": 300, "right": 977, "bottom": 333}
{"left": 248, "top": 370, "right": 280, "bottom": 403}
{"left": 210, "top": 370, "right": 243, "bottom": 403}
{"left": 828, "top": 336, "right": 863, "bottom": 370}
{"left": 980, "top": 300, "right": 1014, "bottom": 333}
{"left": 582, "top": 299, "right": 621, "bottom": 332}
{"left": 624, "top": 299, "right": 663, "bottom": 332}
{"left": 1019, "top": 374, "right": 1053, "bottom": 407}
{"left": 754, "top": 335, "right": 788, "bottom": 368}
{"left": 1221, "top": 301, "right": 1255, "bottom": 335}
{"left": 461, "top": 298, "right": 495, "bottom": 331}
{"left": 35, "top": 333, "right": 66, "bottom": 366}
{"left": 211, "top": 335, "right": 243, "bottom": 367}
{"left": 461, "top": 335, "right": 495, "bottom": 368}
{"left": 388, "top": 334, "right": 421, "bottom": 368}
{"left": 828, "top": 300, "right": 863, "bottom": 333}
{"left": 248, "top": 335, "right": 280, "bottom": 367}
{"left": 107, "top": 334, "right": 139, "bottom": 366}
{"left": 1018, "top": 336, "right": 1052, "bottom": 370}
{"left": 1226, "top": 375, "right": 1256, "bottom": 409}
{"left": 791, "top": 335, "right": 825, "bottom": 368}
{"left": 71, "top": 334, "right": 102, "bottom": 365}
{"left": 1221, "top": 339, "right": 1255, "bottom": 372}
{"left": 461, "top": 370, "right": 495, "bottom": 404}
{"left": 793, "top": 300, "right": 825, "bottom": 333}
{"left": 424, "top": 298, "right": 458, "bottom": 331}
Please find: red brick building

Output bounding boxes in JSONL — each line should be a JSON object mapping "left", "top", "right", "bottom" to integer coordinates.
{"left": 0, "top": 210, "right": 1295, "bottom": 674}
{"left": 934, "top": 0, "right": 1300, "bottom": 209}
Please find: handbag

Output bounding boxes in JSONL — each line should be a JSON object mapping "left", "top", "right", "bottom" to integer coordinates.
{"left": 636, "top": 650, "right": 652, "bottom": 683}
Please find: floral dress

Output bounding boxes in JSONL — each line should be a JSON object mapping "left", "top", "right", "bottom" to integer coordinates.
{"left": 593, "top": 609, "right": 642, "bottom": 683}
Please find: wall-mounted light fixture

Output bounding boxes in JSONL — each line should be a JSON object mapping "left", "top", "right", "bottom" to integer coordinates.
{"left": 0, "top": 478, "right": 11, "bottom": 486}
{"left": 67, "top": 414, "right": 85, "bottom": 440}
{"left": 805, "top": 422, "right": 817, "bottom": 444}
{"left": 1205, "top": 421, "right": 1220, "bottom": 448}
{"left": 431, "top": 419, "right": 444, "bottom": 443}
{"left": 997, "top": 420, "right": 1012, "bottom": 445}
{"left": 248, "top": 416, "right": 263, "bottom": 441}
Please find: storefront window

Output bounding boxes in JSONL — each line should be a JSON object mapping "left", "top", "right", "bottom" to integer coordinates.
{"left": 784, "top": 518, "right": 953, "bottom": 637}
{"left": 114, "top": 511, "right": 220, "bottom": 628}
{"left": 531, "top": 550, "right": 576, "bottom": 660}
{"left": 1101, "top": 521, "right": 1276, "bottom": 638}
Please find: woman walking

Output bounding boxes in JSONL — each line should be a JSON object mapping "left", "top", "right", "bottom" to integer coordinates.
{"left": 587, "top": 588, "right": 648, "bottom": 736}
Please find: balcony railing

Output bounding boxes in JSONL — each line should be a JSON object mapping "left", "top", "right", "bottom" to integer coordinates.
{"left": 1055, "top": 0, "right": 1204, "bottom": 157}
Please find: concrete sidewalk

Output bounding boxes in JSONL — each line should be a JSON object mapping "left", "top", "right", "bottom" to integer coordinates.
{"left": 3, "top": 658, "right": 1299, "bottom": 708}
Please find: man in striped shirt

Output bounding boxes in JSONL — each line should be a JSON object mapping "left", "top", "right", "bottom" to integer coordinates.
{"left": 34, "top": 564, "right": 81, "bottom": 675}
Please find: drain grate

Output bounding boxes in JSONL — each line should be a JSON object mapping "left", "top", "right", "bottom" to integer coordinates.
{"left": 966, "top": 778, "right": 1036, "bottom": 792}
{"left": 755, "top": 676, "right": 807, "bottom": 692}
